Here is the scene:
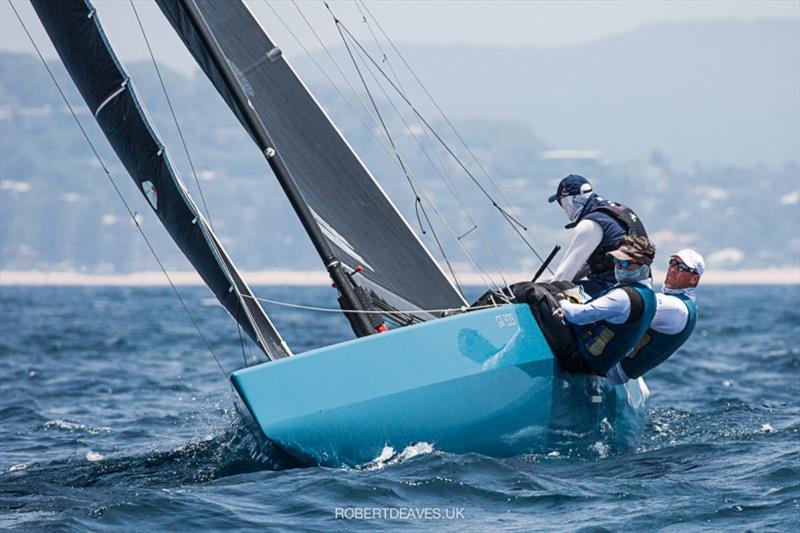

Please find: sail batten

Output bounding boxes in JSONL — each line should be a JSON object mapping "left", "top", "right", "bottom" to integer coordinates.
{"left": 156, "top": 0, "right": 467, "bottom": 320}
{"left": 31, "top": 0, "right": 289, "bottom": 361}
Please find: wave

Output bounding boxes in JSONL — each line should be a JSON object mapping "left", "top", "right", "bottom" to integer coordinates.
{"left": 0, "top": 420, "right": 296, "bottom": 497}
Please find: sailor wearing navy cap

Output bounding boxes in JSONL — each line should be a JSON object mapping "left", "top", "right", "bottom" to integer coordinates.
{"left": 606, "top": 249, "right": 705, "bottom": 385}
{"left": 556, "top": 235, "right": 657, "bottom": 375}
{"left": 547, "top": 174, "right": 649, "bottom": 296}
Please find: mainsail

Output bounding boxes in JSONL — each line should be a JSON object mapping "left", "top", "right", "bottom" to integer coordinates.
{"left": 156, "top": 0, "right": 468, "bottom": 321}
{"left": 30, "top": 0, "right": 290, "bottom": 361}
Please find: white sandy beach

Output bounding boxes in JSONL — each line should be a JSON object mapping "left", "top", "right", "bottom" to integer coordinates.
{"left": 1, "top": 269, "right": 798, "bottom": 286}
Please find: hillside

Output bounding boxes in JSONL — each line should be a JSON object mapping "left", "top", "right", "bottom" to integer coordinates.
{"left": 1, "top": 18, "right": 799, "bottom": 277}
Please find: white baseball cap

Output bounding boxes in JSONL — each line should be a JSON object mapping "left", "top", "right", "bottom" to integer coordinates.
{"left": 671, "top": 249, "right": 705, "bottom": 276}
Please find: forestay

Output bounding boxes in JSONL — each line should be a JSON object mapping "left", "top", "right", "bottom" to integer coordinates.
{"left": 155, "top": 0, "right": 467, "bottom": 321}
{"left": 31, "top": 0, "right": 289, "bottom": 361}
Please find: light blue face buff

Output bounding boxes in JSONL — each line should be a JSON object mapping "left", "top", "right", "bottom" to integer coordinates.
{"left": 615, "top": 264, "right": 650, "bottom": 284}
{"left": 558, "top": 195, "right": 579, "bottom": 220}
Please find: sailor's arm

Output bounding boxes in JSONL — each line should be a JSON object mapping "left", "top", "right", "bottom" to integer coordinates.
{"left": 650, "top": 293, "right": 690, "bottom": 334}
{"left": 549, "top": 219, "right": 603, "bottom": 282}
{"left": 558, "top": 287, "right": 631, "bottom": 325}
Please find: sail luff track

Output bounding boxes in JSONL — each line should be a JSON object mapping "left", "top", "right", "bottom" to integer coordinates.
{"left": 155, "top": 0, "right": 467, "bottom": 321}
{"left": 30, "top": 0, "right": 290, "bottom": 361}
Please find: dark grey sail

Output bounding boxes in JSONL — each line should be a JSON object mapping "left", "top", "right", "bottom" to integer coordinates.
{"left": 156, "top": 0, "right": 467, "bottom": 321}
{"left": 31, "top": 0, "right": 290, "bottom": 361}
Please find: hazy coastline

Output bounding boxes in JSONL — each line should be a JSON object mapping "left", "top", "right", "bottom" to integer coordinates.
{"left": 2, "top": 269, "right": 797, "bottom": 286}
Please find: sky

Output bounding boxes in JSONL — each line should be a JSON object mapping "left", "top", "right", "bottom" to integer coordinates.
{"left": 2, "top": 0, "right": 799, "bottom": 77}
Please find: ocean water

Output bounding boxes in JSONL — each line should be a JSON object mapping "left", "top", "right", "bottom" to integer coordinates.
{"left": 1, "top": 284, "right": 798, "bottom": 531}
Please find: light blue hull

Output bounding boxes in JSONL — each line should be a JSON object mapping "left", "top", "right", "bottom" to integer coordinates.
{"left": 231, "top": 304, "right": 649, "bottom": 466}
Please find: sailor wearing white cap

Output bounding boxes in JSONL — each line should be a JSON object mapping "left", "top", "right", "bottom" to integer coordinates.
{"left": 606, "top": 249, "right": 705, "bottom": 385}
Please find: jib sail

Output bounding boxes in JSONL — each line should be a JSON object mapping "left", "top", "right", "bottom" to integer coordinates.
{"left": 31, "top": 0, "right": 290, "bottom": 360}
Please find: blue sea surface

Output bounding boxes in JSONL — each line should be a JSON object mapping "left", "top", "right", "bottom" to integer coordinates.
{"left": 1, "top": 285, "right": 798, "bottom": 531}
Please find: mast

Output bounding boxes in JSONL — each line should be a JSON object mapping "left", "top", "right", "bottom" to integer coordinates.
{"left": 177, "top": 0, "right": 375, "bottom": 337}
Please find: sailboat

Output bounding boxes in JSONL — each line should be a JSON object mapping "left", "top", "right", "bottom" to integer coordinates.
{"left": 27, "top": 0, "right": 649, "bottom": 467}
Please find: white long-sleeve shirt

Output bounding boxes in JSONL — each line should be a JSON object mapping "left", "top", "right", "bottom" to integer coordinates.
{"left": 650, "top": 292, "right": 692, "bottom": 334}
{"left": 549, "top": 219, "right": 603, "bottom": 282}
{"left": 558, "top": 279, "right": 654, "bottom": 326}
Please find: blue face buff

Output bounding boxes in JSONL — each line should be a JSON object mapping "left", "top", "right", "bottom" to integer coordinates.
{"left": 558, "top": 193, "right": 591, "bottom": 221}
{"left": 615, "top": 264, "right": 650, "bottom": 284}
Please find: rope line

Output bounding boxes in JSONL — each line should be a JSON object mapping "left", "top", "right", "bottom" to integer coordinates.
{"left": 11, "top": 1, "right": 228, "bottom": 378}
{"left": 242, "top": 293, "right": 509, "bottom": 315}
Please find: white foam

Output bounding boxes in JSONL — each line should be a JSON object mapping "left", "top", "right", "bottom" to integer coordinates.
{"left": 45, "top": 419, "right": 85, "bottom": 431}
{"left": 397, "top": 442, "right": 434, "bottom": 461}
{"left": 44, "top": 420, "right": 110, "bottom": 434}
{"left": 374, "top": 445, "right": 396, "bottom": 464}
{"left": 364, "top": 442, "right": 435, "bottom": 470}
{"left": 86, "top": 451, "right": 104, "bottom": 462}
{"left": 761, "top": 423, "right": 775, "bottom": 433}
{"left": 591, "top": 441, "right": 609, "bottom": 459}
{"left": 9, "top": 463, "right": 28, "bottom": 472}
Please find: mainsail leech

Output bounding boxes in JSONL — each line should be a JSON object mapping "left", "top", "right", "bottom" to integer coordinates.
{"left": 30, "top": 0, "right": 290, "bottom": 361}
{"left": 155, "top": 0, "right": 468, "bottom": 321}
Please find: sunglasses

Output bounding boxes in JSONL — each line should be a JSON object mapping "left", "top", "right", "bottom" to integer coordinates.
{"left": 613, "top": 257, "right": 638, "bottom": 268}
{"left": 669, "top": 258, "right": 697, "bottom": 273}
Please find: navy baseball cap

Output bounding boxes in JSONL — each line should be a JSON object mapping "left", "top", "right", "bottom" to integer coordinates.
{"left": 548, "top": 174, "right": 592, "bottom": 203}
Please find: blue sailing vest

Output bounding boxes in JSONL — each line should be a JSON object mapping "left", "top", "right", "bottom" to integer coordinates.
{"left": 565, "top": 195, "right": 648, "bottom": 288}
{"left": 620, "top": 294, "right": 698, "bottom": 379}
{"left": 574, "top": 282, "right": 657, "bottom": 374}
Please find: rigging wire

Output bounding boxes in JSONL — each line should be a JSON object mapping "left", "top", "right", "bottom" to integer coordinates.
{"left": 269, "top": 2, "right": 432, "bottom": 245}
{"left": 321, "top": 2, "right": 503, "bottom": 291}
{"left": 10, "top": 1, "right": 229, "bottom": 379}
{"left": 129, "top": 0, "right": 214, "bottom": 228}
{"left": 327, "top": 7, "right": 464, "bottom": 294}
{"left": 351, "top": 0, "right": 513, "bottom": 289}
{"left": 284, "top": 0, "right": 455, "bottom": 190}
{"left": 358, "top": 0, "right": 552, "bottom": 272}
{"left": 331, "top": 11, "right": 551, "bottom": 268}
{"left": 342, "top": 23, "right": 502, "bottom": 292}
{"left": 285, "top": 0, "right": 385, "bottom": 135}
